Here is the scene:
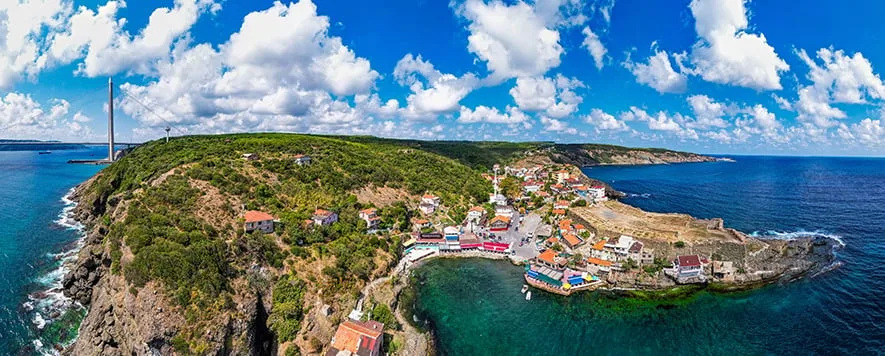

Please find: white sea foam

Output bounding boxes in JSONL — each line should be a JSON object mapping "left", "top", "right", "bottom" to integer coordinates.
{"left": 627, "top": 193, "right": 652, "bottom": 199}
{"left": 749, "top": 229, "right": 846, "bottom": 248}
{"left": 26, "top": 188, "right": 87, "bottom": 354}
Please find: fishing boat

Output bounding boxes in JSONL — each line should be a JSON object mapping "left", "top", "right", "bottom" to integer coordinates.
{"left": 38, "top": 151, "right": 52, "bottom": 155}
{"left": 521, "top": 284, "right": 528, "bottom": 294}
{"left": 525, "top": 291, "right": 532, "bottom": 301}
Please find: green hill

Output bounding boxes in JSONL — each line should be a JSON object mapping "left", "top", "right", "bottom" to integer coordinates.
{"left": 65, "top": 133, "right": 712, "bottom": 355}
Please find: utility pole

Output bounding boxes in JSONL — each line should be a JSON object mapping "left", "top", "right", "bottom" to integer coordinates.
{"left": 108, "top": 77, "right": 115, "bottom": 162}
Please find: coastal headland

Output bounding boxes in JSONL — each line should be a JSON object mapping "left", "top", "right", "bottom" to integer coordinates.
{"left": 58, "top": 133, "right": 837, "bottom": 355}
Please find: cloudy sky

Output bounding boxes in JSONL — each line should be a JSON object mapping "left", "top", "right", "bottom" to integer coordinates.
{"left": 2, "top": 0, "right": 885, "bottom": 155}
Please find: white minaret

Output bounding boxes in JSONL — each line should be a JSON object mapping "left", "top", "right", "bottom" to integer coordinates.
{"left": 107, "top": 77, "right": 115, "bottom": 162}
{"left": 493, "top": 166, "right": 500, "bottom": 197}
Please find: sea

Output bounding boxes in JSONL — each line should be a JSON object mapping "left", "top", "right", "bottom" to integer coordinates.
{"left": 411, "top": 156, "right": 885, "bottom": 355}
{"left": 0, "top": 147, "right": 105, "bottom": 355}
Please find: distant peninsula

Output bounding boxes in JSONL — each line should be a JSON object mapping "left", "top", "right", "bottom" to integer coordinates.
{"left": 58, "top": 134, "right": 831, "bottom": 355}
{"left": 0, "top": 139, "right": 86, "bottom": 151}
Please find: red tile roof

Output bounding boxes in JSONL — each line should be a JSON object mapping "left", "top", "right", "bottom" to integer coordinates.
{"left": 591, "top": 240, "right": 606, "bottom": 251}
{"left": 314, "top": 209, "right": 334, "bottom": 217}
{"left": 360, "top": 208, "right": 377, "bottom": 214}
{"left": 587, "top": 257, "right": 613, "bottom": 267}
{"left": 538, "top": 249, "right": 558, "bottom": 265}
{"left": 330, "top": 320, "right": 384, "bottom": 355}
{"left": 678, "top": 255, "right": 702, "bottom": 267}
{"left": 552, "top": 209, "right": 566, "bottom": 215}
{"left": 489, "top": 216, "right": 511, "bottom": 224}
{"left": 244, "top": 210, "right": 274, "bottom": 223}
{"left": 563, "top": 233, "right": 582, "bottom": 247}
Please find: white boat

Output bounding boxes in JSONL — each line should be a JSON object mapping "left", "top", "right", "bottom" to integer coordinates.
{"left": 521, "top": 285, "right": 528, "bottom": 294}
{"left": 525, "top": 291, "right": 532, "bottom": 301}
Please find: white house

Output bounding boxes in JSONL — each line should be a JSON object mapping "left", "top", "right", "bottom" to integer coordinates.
{"left": 589, "top": 185, "right": 607, "bottom": 202}
{"left": 522, "top": 180, "right": 542, "bottom": 193}
{"left": 419, "top": 203, "right": 436, "bottom": 215}
{"left": 444, "top": 226, "right": 460, "bottom": 240}
{"left": 244, "top": 211, "right": 275, "bottom": 233}
{"left": 294, "top": 154, "right": 312, "bottom": 166}
{"left": 674, "top": 255, "right": 703, "bottom": 278}
{"left": 555, "top": 170, "right": 570, "bottom": 183}
{"left": 553, "top": 200, "right": 570, "bottom": 210}
{"left": 312, "top": 209, "right": 338, "bottom": 226}
{"left": 422, "top": 194, "right": 441, "bottom": 206}
{"left": 466, "top": 206, "right": 485, "bottom": 224}
{"left": 604, "top": 235, "right": 636, "bottom": 260}
{"left": 359, "top": 208, "right": 381, "bottom": 229}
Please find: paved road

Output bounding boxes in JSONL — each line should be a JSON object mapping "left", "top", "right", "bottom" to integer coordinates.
{"left": 501, "top": 212, "right": 542, "bottom": 260}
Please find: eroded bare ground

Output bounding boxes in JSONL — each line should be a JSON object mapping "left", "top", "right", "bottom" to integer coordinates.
{"left": 351, "top": 185, "right": 418, "bottom": 208}
{"left": 572, "top": 200, "right": 743, "bottom": 243}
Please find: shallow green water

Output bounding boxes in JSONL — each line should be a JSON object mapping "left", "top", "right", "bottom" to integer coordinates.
{"left": 411, "top": 258, "right": 832, "bottom": 356}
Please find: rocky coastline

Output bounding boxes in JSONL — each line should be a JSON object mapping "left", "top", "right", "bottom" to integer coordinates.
{"left": 60, "top": 178, "right": 273, "bottom": 355}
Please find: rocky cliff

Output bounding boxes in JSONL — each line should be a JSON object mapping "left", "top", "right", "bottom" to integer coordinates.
{"left": 62, "top": 178, "right": 274, "bottom": 356}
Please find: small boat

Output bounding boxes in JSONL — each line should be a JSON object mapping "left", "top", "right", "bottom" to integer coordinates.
{"left": 525, "top": 291, "right": 532, "bottom": 301}
{"left": 38, "top": 151, "right": 52, "bottom": 155}
{"left": 521, "top": 285, "right": 528, "bottom": 294}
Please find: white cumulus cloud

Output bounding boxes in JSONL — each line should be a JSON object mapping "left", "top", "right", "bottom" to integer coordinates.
{"left": 688, "top": 0, "right": 789, "bottom": 91}
{"left": 456, "top": 0, "right": 564, "bottom": 81}
{"left": 624, "top": 46, "right": 688, "bottom": 94}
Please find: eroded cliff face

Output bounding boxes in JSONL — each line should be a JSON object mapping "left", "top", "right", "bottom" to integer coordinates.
{"left": 61, "top": 179, "right": 274, "bottom": 356}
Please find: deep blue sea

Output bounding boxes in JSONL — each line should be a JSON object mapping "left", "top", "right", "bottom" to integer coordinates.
{"left": 413, "top": 156, "right": 885, "bottom": 355}
{"left": 0, "top": 147, "right": 104, "bottom": 354}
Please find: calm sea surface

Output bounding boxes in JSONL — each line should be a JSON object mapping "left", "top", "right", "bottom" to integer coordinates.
{"left": 0, "top": 147, "right": 104, "bottom": 354}
{"left": 412, "top": 156, "right": 885, "bottom": 355}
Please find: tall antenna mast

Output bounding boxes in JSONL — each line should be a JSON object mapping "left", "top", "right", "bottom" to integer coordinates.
{"left": 108, "top": 77, "right": 115, "bottom": 162}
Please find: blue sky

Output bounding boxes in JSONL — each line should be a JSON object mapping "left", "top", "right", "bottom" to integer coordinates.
{"left": 3, "top": 0, "right": 885, "bottom": 155}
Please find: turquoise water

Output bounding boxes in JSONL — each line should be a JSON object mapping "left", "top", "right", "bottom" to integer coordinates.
{"left": 0, "top": 148, "right": 104, "bottom": 354}
{"left": 412, "top": 157, "right": 885, "bottom": 355}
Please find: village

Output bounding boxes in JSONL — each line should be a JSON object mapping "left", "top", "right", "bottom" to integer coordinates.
{"left": 239, "top": 153, "right": 732, "bottom": 356}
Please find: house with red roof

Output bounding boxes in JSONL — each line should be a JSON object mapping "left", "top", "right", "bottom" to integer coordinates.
{"left": 244, "top": 211, "right": 275, "bottom": 233}
{"left": 554, "top": 200, "right": 570, "bottom": 210}
{"left": 674, "top": 255, "right": 703, "bottom": 278}
{"left": 589, "top": 185, "right": 607, "bottom": 202}
{"left": 562, "top": 233, "right": 584, "bottom": 249}
{"left": 359, "top": 208, "right": 381, "bottom": 229}
{"left": 413, "top": 218, "right": 432, "bottom": 230}
{"left": 327, "top": 319, "right": 384, "bottom": 356}
{"left": 488, "top": 215, "right": 511, "bottom": 232}
{"left": 421, "top": 194, "right": 441, "bottom": 206}
{"left": 536, "top": 249, "right": 566, "bottom": 269}
{"left": 312, "top": 209, "right": 338, "bottom": 226}
{"left": 466, "top": 206, "right": 486, "bottom": 224}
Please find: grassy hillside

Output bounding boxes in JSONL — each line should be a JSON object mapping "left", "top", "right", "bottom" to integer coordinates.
{"left": 332, "top": 136, "right": 711, "bottom": 168}
{"left": 79, "top": 133, "right": 493, "bottom": 353}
